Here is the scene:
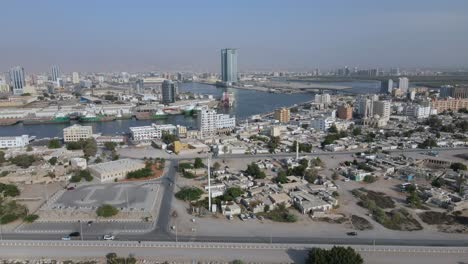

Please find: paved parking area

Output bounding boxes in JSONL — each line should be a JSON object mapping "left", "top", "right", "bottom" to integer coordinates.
{"left": 50, "top": 182, "right": 160, "bottom": 212}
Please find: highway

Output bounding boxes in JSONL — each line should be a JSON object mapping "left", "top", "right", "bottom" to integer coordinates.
{"left": 0, "top": 240, "right": 467, "bottom": 264}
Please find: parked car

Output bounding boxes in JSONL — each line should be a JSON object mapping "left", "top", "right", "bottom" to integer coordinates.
{"left": 67, "top": 187, "right": 75, "bottom": 191}
{"left": 61, "top": 236, "right": 71, "bottom": 241}
{"left": 346, "top": 232, "right": 358, "bottom": 236}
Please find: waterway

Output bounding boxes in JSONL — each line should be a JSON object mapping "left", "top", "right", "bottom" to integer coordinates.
{"left": 0, "top": 81, "right": 380, "bottom": 138}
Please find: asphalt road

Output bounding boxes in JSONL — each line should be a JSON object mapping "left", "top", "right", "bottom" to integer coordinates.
{"left": 0, "top": 240, "right": 467, "bottom": 264}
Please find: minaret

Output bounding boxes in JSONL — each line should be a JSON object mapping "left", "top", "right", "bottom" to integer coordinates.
{"left": 207, "top": 154, "right": 211, "bottom": 212}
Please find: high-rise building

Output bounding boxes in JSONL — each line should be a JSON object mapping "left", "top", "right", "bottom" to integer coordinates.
{"left": 314, "top": 93, "right": 331, "bottom": 105}
{"left": 196, "top": 106, "right": 236, "bottom": 139}
{"left": 398, "top": 77, "right": 409, "bottom": 93}
{"left": 221, "top": 48, "right": 238, "bottom": 83}
{"left": 380, "top": 79, "right": 393, "bottom": 94}
{"left": 356, "top": 96, "right": 374, "bottom": 119}
{"left": 9, "top": 66, "right": 26, "bottom": 95}
{"left": 373, "top": 101, "right": 391, "bottom": 120}
{"left": 197, "top": 106, "right": 217, "bottom": 139}
{"left": 390, "top": 68, "right": 401, "bottom": 76}
{"left": 72, "top": 72, "right": 80, "bottom": 84}
{"left": 274, "top": 108, "right": 290, "bottom": 123}
{"left": 161, "top": 80, "right": 177, "bottom": 104}
{"left": 439, "top": 86, "right": 468, "bottom": 99}
{"left": 51, "top": 65, "right": 60, "bottom": 82}
{"left": 337, "top": 104, "right": 353, "bottom": 120}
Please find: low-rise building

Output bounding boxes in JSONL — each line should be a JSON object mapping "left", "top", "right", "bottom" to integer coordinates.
{"left": 63, "top": 124, "right": 93, "bottom": 142}
{"left": 0, "top": 135, "right": 29, "bottom": 148}
{"left": 70, "top": 157, "right": 87, "bottom": 170}
{"left": 88, "top": 159, "right": 145, "bottom": 182}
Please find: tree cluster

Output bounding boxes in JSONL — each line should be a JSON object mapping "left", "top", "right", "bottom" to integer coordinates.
{"left": 245, "top": 162, "right": 266, "bottom": 179}
{"left": 66, "top": 138, "right": 98, "bottom": 158}
{"left": 307, "top": 246, "right": 363, "bottom": 264}
{"left": 175, "top": 187, "right": 203, "bottom": 201}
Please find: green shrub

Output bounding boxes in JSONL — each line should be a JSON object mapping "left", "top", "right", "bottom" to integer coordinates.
{"left": 24, "top": 214, "right": 39, "bottom": 223}
{"left": 96, "top": 204, "right": 119, "bottom": 217}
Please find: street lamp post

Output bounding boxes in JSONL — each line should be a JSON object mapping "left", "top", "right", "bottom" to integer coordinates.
{"left": 78, "top": 220, "right": 83, "bottom": 241}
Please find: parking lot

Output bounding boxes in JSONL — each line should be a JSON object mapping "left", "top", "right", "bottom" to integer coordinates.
{"left": 50, "top": 182, "right": 160, "bottom": 212}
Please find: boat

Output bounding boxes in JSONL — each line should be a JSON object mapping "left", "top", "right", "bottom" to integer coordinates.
{"left": 183, "top": 104, "right": 196, "bottom": 116}
{"left": 152, "top": 109, "right": 168, "bottom": 119}
{"left": 23, "top": 112, "right": 71, "bottom": 124}
{"left": 79, "top": 113, "right": 115, "bottom": 122}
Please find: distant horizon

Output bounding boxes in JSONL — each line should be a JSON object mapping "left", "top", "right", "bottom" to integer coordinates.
{"left": 1, "top": 0, "right": 468, "bottom": 73}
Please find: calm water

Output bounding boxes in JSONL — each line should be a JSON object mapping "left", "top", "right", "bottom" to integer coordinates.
{"left": 0, "top": 82, "right": 380, "bottom": 138}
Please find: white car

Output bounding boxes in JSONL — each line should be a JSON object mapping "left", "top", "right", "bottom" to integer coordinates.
{"left": 61, "top": 236, "right": 71, "bottom": 241}
{"left": 103, "top": 235, "right": 115, "bottom": 240}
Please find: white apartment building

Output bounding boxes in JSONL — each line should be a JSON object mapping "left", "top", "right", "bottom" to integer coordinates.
{"left": 72, "top": 72, "right": 80, "bottom": 84}
{"left": 311, "top": 116, "right": 335, "bottom": 131}
{"left": 404, "top": 105, "right": 431, "bottom": 119}
{"left": 130, "top": 124, "right": 177, "bottom": 141}
{"left": 399, "top": 77, "right": 409, "bottom": 93}
{"left": 373, "top": 100, "right": 391, "bottom": 120}
{"left": 197, "top": 106, "right": 236, "bottom": 138}
{"left": 197, "top": 106, "right": 217, "bottom": 138}
{"left": 63, "top": 124, "right": 93, "bottom": 142}
{"left": 314, "top": 93, "right": 331, "bottom": 104}
{"left": 216, "top": 113, "right": 236, "bottom": 129}
{"left": 0, "top": 135, "right": 29, "bottom": 148}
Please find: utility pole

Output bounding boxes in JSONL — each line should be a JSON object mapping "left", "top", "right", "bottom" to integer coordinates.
{"left": 207, "top": 154, "right": 211, "bottom": 213}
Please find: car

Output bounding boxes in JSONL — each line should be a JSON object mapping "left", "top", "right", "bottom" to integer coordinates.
{"left": 103, "top": 235, "right": 115, "bottom": 240}
{"left": 87, "top": 221, "right": 93, "bottom": 226}
{"left": 61, "top": 236, "right": 71, "bottom": 241}
{"left": 227, "top": 215, "right": 233, "bottom": 220}
{"left": 344, "top": 178, "right": 350, "bottom": 182}
{"left": 67, "top": 187, "right": 75, "bottom": 191}
{"left": 346, "top": 232, "right": 358, "bottom": 236}
{"left": 69, "top": 232, "right": 80, "bottom": 237}
{"left": 258, "top": 216, "right": 264, "bottom": 221}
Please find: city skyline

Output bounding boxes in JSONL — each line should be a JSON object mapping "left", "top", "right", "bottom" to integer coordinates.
{"left": 1, "top": 0, "right": 468, "bottom": 72}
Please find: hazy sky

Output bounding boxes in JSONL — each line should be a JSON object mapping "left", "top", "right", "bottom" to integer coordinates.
{"left": 1, "top": 0, "right": 468, "bottom": 73}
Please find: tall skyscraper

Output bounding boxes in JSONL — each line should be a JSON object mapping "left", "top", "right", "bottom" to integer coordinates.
{"left": 51, "top": 65, "right": 60, "bottom": 82}
{"left": 134, "top": 79, "right": 144, "bottom": 94}
{"left": 9, "top": 66, "right": 26, "bottom": 95}
{"left": 161, "top": 80, "right": 177, "bottom": 104}
{"left": 72, "top": 72, "right": 80, "bottom": 84}
{"left": 380, "top": 79, "right": 393, "bottom": 94}
{"left": 221, "top": 48, "right": 238, "bottom": 83}
{"left": 399, "top": 77, "right": 409, "bottom": 93}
